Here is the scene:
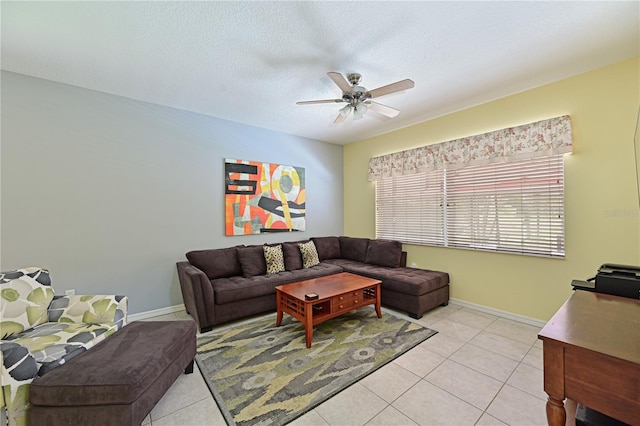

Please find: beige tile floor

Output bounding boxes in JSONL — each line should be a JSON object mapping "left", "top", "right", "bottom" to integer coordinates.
{"left": 140, "top": 304, "right": 548, "bottom": 426}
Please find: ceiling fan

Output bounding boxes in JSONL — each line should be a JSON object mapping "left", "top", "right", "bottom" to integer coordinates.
{"left": 297, "top": 72, "right": 415, "bottom": 124}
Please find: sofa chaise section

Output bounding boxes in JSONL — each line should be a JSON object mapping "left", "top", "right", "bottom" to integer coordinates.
{"left": 325, "top": 259, "right": 449, "bottom": 318}
{"left": 317, "top": 237, "right": 449, "bottom": 319}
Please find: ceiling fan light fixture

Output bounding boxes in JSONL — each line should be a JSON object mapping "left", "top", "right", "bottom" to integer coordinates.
{"left": 339, "top": 104, "right": 351, "bottom": 117}
{"left": 353, "top": 102, "right": 368, "bottom": 120}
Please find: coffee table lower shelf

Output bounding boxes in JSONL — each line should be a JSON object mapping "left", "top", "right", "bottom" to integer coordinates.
{"left": 275, "top": 273, "right": 382, "bottom": 348}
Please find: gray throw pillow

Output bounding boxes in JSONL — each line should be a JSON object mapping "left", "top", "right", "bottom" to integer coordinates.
{"left": 339, "top": 236, "right": 369, "bottom": 262}
{"left": 282, "top": 242, "right": 303, "bottom": 271}
{"left": 311, "top": 237, "right": 341, "bottom": 260}
{"left": 236, "top": 246, "right": 268, "bottom": 277}
{"left": 186, "top": 247, "right": 243, "bottom": 279}
{"left": 365, "top": 239, "right": 402, "bottom": 267}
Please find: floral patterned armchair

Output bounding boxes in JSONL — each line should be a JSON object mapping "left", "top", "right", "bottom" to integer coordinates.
{"left": 1, "top": 267, "right": 127, "bottom": 426}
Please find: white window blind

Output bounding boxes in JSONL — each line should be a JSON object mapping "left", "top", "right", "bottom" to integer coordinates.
{"left": 376, "top": 155, "right": 565, "bottom": 258}
{"left": 375, "top": 169, "right": 445, "bottom": 246}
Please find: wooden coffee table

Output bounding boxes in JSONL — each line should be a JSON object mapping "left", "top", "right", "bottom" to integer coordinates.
{"left": 275, "top": 272, "right": 382, "bottom": 348}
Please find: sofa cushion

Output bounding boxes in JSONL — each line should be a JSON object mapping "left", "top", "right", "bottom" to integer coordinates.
{"left": 282, "top": 242, "right": 303, "bottom": 271}
{"left": 263, "top": 245, "right": 286, "bottom": 275}
{"left": 298, "top": 241, "right": 320, "bottom": 268}
{"left": 11, "top": 322, "right": 119, "bottom": 376}
{"left": 212, "top": 263, "right": 344, "bottom": 304}
{"left": 186, "top": 248, "right": 242, "bottom": 279}
{"left": 312, "top": 237, "right": 341, "bottom": 260}
{"left": 365, "top": 239, "right": 402, "bottom": 267}
{"left": 0, "top": 267, "right": 55, "bottom": 338}
{"left": 236, "top": 246, "right": 268, "bottom": 278}
{"left": 339, "top": 237, "right": 369, "bottom": 262}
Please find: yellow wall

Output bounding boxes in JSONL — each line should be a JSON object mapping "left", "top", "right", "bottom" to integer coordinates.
{"left": 344, "top": 57, "right": 640, "bottom": 321}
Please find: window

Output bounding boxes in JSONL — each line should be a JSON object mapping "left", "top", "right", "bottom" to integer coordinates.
{"left": 376, "top": 155, "right": 565, "bottom": 258}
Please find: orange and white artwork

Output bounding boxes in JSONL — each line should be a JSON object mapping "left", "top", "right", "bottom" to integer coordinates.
{"left": 224, "top": 159, "right": 306, "bottom": 235}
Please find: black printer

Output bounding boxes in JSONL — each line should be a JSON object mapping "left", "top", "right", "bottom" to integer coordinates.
{"left": 572, "top": 263, "right": 640, "bottom": 300}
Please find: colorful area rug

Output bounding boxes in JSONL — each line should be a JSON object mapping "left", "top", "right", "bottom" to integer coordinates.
{"left": 196, "top": 309, "right": 437, "bottom": 426}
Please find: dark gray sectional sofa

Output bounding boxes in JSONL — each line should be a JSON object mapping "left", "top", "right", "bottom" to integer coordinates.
{"left": 177, "top": 236, "right": 449, "bottom": 333}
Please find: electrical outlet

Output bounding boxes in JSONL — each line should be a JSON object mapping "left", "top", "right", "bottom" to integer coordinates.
{"left": 65, "top": 289, "right": 75, "bottom": 296}
{"left": 410, "top": 263, "right": 417, "bottom": 268}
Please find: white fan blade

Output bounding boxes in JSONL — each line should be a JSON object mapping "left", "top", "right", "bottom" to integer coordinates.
{"left": 327, "top": 72, "right": 353, "bottom": 93}
{"left": 367, "top": 79, "right": 415, "bottom": 98}
{"left": 367, "top": 101, "right": 400, "bottom": 118}
{"left": 297, "top": 99, "right": 343, "bottom": 105}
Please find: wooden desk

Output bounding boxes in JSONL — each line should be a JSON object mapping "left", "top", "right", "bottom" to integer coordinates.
{"left": 538, "top": 290, "right": 640, "bottom": 426}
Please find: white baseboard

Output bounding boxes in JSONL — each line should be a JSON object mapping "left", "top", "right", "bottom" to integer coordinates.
{"left": 127, "top": 300, "right": 547, "bottom": 328}
{"left": 127, "top": 304, "right": 186, "bottom": 322}
{"left": 449, "top": 298, "right": 547, "bottom": 328}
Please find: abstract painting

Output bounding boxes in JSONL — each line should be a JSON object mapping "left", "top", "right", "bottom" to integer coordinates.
{"left": 224, "top": 159, "right": 306, "bottom": 235}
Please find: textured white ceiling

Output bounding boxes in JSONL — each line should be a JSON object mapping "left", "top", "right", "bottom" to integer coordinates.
{"left": 2, "top": 1, "right": 639, "bottom": 145}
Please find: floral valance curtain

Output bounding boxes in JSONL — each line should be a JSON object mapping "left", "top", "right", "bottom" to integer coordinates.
{"left": 367, "top": 115, "right": 572, "bottom": 181}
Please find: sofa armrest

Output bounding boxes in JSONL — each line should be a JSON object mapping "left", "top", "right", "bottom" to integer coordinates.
{"left": 400, "top": 251, "right": 407, "bottom": 268}
{"left": 48, "top": 295, "right": 128, "bottom": 330}
{"left": 177, "top": 261, "right": 215, "bottom": 332}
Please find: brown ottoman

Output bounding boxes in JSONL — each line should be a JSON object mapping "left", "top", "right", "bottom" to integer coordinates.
{"left": 29, "top": 320, "right": 197, "bottom": 426}
{"left": 374, "top": 267, "right": 450, "bottom": 319}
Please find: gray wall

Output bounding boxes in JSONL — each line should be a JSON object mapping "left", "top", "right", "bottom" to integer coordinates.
{"left": 1, "top": 71, "right": 344, "bottom": 314}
